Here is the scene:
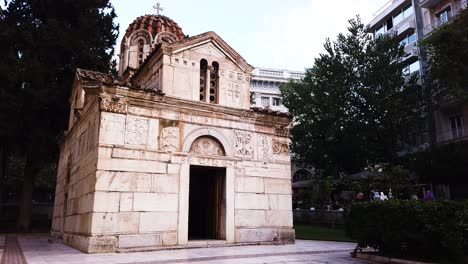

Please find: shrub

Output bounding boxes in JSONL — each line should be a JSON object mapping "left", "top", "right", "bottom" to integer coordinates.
{"left": 346, "top": 200, "right": 468, "bottom": 263}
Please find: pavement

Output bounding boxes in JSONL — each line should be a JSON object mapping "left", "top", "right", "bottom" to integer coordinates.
{"left": 1, "top": 235, "right": 373, "bottom": 264}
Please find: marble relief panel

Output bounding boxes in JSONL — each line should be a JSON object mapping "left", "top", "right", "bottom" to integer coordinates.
{"left": 125, "top": 116, "right": 149, "bottom": 146}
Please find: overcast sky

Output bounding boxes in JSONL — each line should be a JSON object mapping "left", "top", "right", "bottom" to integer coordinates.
{"left": 112, "top": 0, "right": 390, "bottom": 71}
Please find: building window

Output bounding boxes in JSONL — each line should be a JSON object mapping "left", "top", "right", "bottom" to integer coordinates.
{"left": 399, "top": 32, "right": 416, "bottom": 47}
{"left": 436, "top": 7, "right": 451, "bottom": 26}
{"left": 138, "top": 39, "right": 145, "bottom": 66}
{"left": 450, "top": 115, "right": 464, "bottom": 139}
{"left": 200, "top": 59, "right": 208, "bottom": 101}
{"left": 272, "top": 97, "right": 281, "bottom": 106}
{"left": 403, "top": 60, "right": 420, "bottom": 75}
{"left": 392, "top": 3, "right": 413, "bottom": 26}
{"left": 375, "top": 24, "right": 386, "bottom": 37}
{"left": 261, "top": 97, "right": 270, "bottom": 107}
{"left": 210, "top": 61, "right": 219, "bottom": 104}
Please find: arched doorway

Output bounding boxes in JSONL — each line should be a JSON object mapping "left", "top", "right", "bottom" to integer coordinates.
{"left": 188, "top": 136, "right": 226, "bottom": 240}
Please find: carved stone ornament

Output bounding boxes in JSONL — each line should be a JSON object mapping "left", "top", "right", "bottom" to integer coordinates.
{"left": 125, "top": 117, "right": 149, "bottom": 146}
{"left": 237, "top": 73, "right": 243, "bottom": 80}
{"left": 99, "top": 95, "right": 127, "bottom": 114}
{"left": 235, "top": 131, "right": 253, "bottom": 157}
{"left": 190, "top": 136, "right": 225, "bottom": 156}
{"left": 258, "top": 135, "right": 272, "bottom": 163}
{"left": 160, "top": 127, "right": 180, "bottom": 152}
{"left": 272, "top": 139, "right": 289, "bottom": 155}
{"left": 274, "top": 125, "right": 290, "bottom": 138}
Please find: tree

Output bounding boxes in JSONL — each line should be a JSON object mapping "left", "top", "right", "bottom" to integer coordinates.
{"left": 281, "top": 18, "right": 421, "bottom": 177}
{"left": 0, "top": 0, "right": 118, "bottom": 231}
{"left": 421, "top": 8, "right": 468, "bottom": 103}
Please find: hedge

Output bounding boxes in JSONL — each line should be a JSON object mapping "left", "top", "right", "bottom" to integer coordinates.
{"left": 346, "top": 200, "right": 468, "bottom": 263}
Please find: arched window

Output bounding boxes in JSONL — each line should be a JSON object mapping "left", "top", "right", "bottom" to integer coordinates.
{"left": 210, "top": 61, "right": 219, "bottom": 104}
{"left": 138, "top": 39, "right": 145, "bottom": 66}
{"left": 200, "top": 59, "right": 208, "bottom": 101}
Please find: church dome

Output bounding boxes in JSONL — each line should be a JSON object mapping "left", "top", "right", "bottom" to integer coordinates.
{"left": 124, "top": 15, "right": 186, "bottom": 41}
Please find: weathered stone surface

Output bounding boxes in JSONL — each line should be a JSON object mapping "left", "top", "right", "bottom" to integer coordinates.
{"left": 147, "top": 118, "right": 159, "bottom": 150}
{"left": 154, "top": 174, "right": 179, "bottom": 193}
{"left": 133, "top": 193, "right": 178, "bottom": 212}
{"left": 268, "top": 194, "right": 292, "bottom": 210}
{"left": 167, "top": 164, "right": 181, "bottom": 174}
{"left": 264, "top": 178, "right": 292, "bottom": 194}
{"left": 139, "top": 212, "right": 178, "bottom": 232}
{"left": 91, "top": 212, "right": 139, "bottom": 234}
{"left": 278, "top": 228, "right": 296, "bottom": 244}
{"left": 235, "top": 228, "right": 278, "bottom": 242}
{"left": 119, "top": 193, "right": 133, "bottom": 212}
{"left": 235, "top": 210, "right": 265, "bottom": 227}
{"left": 95, "top": 171, "right": 152, "bottom": 192}
{"left": 119, "top": 234, "right": 161, "bottom": 248}
{"left": 265, "top": 210, "right": 293, "bottom": 227}
{"left": 235, "top": 177, "right": 264, "bottom": 193}
{"left": 99, "top": 113, "right": 125, "bottom": 145}
{"left": 235, "top": 193, "right": 268, "bottom": 210}
{"left": 97, "top": 158, "right": 167, "bottom": 174}
{"left": 88, "top": 235, "right": 118, "bottom": 253}
{"left": 93, "top": 192, "right": 120, "bottom": 212}
{"left": 162, "top": 231, "right": 178, "bottom": 246}
{"left": 125, "top": 116, "right": 149, "bottom": 147}
{"left": 244, "top": 166, "right": 290, "bottom": 179}
{"left": 112, "top": 148, "right": 171, "bottom": 162}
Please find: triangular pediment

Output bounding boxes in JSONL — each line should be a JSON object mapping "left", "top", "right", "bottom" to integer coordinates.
{"left": 168, "top": 31, "right": 253, "bottom": 73}
{"left": 190, "top": 42, "right": 225, "bottom": 59}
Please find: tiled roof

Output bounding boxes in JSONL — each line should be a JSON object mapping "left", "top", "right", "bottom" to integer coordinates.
{"left": 124, "top": 15, "right": 186, "bottom": 41}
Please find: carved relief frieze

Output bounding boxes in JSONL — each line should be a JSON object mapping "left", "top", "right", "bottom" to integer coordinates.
{"left": 188, "top": 157, "right": 227, "bottom": 167}
{"left": 257, "top": 134, "right": 272, "bottom": 163}
{"left": 99, "top": 95, "right": 127, "bottom": 114}
{"left": 190, "top": 136, "right": 225, "bottom": 156}
{"left": 272, "top": 139, "right": 289, "bottom": 155}
{"left": 274, "top": 125, "right": 290, "bottom": 138}
{"left": 235, "top": 131, "right": 253, "bottom": 157}
{"left": 125, "top": 117, "right": 149, "bottom": 146}
{"left": 160, "top": 127, "right": 180, "bottom": 152}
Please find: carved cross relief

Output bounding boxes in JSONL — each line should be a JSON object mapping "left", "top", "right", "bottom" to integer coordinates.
{"left": 190, "top": 136, "right": 225, "bottom": 156}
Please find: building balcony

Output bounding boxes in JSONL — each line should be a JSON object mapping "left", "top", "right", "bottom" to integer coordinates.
{"left": 420, "top": 0, "right": 441, "bottom": 9}
{"left": 401, "top": 46, "right": 419, "bottom": 63}
{"left": 388, "top": 18, "right": 416, "bottom": 36}
{"left": 423, "top": 14, "right": 454, "bottom": 35}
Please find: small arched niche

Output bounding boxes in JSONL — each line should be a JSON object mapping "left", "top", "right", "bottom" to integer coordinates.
{"left": 190, "top": 136, "right": 225, "bottom": 156}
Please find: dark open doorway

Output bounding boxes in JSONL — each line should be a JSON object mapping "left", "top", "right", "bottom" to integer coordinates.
{"left": 188, "top": 165, "right": 226, "bottom": 240}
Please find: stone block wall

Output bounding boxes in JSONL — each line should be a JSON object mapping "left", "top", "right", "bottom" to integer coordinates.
{"left": 52, "top": 85, "right": 294, "bottom": 253}
{"left": 51, "top": 97, "right": 100, "bottom": 250}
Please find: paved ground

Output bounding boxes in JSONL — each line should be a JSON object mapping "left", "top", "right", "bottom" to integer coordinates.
{"left": 1, "top": 235, "right": 373, "bottom": 264}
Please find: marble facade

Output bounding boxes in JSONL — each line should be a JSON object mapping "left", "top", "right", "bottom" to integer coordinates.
{"left": 51, "top": 15, "right": 294, "bottom": 253}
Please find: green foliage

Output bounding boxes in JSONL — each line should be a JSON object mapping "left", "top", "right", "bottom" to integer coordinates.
{"left": 422, "top": 8, "right": 468, "bottom": 102}
{"left": 346, "top": 200, "right": 468, "bottom": 263}
{"left": 404, "top": 140, "right": 468, "bottom": 185}
{"left": 338, "top": 165, "right": 411, "bottom": 199}
{"left": 0, "top": 0, "right": 118, "bottom": 230}
{"left": 295, "top": 224, "right": 352, "bottom": 242}
{"left": 0, "top": 0, "right": 118, "bottom": 154}
{"left": 281, "top": 17, "right": 422, "bottom": 176}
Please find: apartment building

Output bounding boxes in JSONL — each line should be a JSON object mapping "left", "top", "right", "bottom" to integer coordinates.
{"left": 420, "top": 0, "right": 468, "bottom": 143}
{"left": 368, "top": 0, "right": 467, "bottom": 146}
{"left": 250, "top": 67, "right": 305, "bottom": 113}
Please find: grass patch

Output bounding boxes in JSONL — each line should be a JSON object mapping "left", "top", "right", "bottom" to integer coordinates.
{"left": 294, "top": 224, "right": 354, "bottom": 242}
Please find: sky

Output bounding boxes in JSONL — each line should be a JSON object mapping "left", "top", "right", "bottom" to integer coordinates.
{"left": 112, "top": 0, "right": 390, "bottom": 71}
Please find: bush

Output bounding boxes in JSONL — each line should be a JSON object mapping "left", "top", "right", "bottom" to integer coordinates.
{"left": 346, "top": 200, "right": 468, "bottom": 263}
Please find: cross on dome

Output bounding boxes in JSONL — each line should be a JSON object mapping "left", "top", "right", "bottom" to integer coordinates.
{"left": 153, "top": 2, "right": 164, "bottom": 15}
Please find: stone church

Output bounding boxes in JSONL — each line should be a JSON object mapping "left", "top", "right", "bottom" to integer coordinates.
{"left": 51, "top": 12, "right": 294, "bottom": 253}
